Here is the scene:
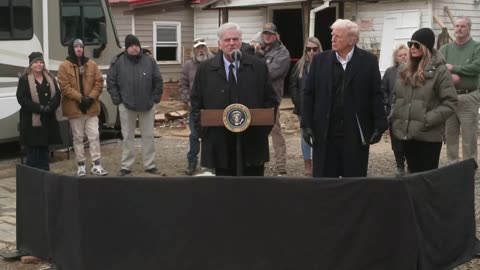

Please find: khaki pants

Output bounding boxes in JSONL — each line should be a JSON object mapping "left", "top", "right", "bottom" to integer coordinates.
{"left": 119, "top": 104, "right": 157, "bottom": 171}
{"left": 445, "top": 91, "right": 479, "bottom": 163}
{"left": 69, "top": 115, "right": 101, "bottom": 163}
{"left": 270, "top": 110, "right": 286, "bottom": 172}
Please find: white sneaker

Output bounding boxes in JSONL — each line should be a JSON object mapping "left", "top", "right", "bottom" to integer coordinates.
{"left": 77, "top": 165, "right": 87, "bottom": 177}
{"left": 91, "top": 163, "right": 108, "bottom": 176}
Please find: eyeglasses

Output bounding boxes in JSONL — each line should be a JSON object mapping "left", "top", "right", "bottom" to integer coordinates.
{"left": 305, "top": 47, "right": 319, "bottom": 52}
{"left": 407, "top": 41, "right": 421, "bottom": 49}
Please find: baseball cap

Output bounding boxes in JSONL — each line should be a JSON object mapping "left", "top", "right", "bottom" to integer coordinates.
{"left": 193, "top": 38, "right": 207, "bottom": 48}
{"left": 262, "top": 23, "right": 278, "bottom": 34}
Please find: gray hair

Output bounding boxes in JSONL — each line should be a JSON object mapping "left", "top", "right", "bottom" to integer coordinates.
{"left": 217, "top": 22, "right": 243, "bottom": 40}
{"left": 456, "top": 16, "right": 472, "bottom": 29}
{"left": 331, "top": 19, "right": 359, "bottom": 38}
{"left": 392, "top": 44, "right": 408, "bottom": 65}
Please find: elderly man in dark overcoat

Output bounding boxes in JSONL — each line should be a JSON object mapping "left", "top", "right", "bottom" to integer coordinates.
{"left": 190, "top": 22, "right": 279, "bottom": 176}
{"left": 301, "top": 19, "right": 387, "bottom": 178}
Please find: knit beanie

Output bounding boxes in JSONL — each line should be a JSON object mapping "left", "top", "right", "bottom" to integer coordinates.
{"left": 411, "top": 28, "right": 435, "bottom": 52}
{"left": 28, "top": 52, "right": 44, "bottom": 66}
{"left": 125, "top": 34, "right": 141, "bottom": 49}
{"left": 73, "top": 38, "right": 84, "bottom": 47}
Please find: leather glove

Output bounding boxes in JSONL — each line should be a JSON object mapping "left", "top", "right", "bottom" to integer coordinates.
{"left": 82, "top": 96, "right": 94, "bottom": 108}
{"left": 369, "top": 129, "right": 383, "bottom": 144}
{"left": 79, "top": 96, "right": 93, "bottom": 113}
{"left": 302, "top": 128, "right": 315, "bottom": 147}
{"left": 39, "top": 105, "right": 51, "bottom": 114}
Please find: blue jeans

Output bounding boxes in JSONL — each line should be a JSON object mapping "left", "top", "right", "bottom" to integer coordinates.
{"left": 298, "top": 116, "right": 312, "bottom": 160}
{"left": 187, "top": 116, "right": 200, "bottom": 164}
{"left": 25, "top": 146, "right": 50, "bottom": 171}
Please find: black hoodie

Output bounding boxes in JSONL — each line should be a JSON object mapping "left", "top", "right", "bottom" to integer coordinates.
{"left": 66, "top": 39, "right": 90, "bottom": 95}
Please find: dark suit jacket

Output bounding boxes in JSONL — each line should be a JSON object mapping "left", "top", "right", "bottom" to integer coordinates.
{"left": 301, "top": 46, "right": 387, "bottom": 177}
{"left": 190, "top": 52, "right": 279, "bottom": 169}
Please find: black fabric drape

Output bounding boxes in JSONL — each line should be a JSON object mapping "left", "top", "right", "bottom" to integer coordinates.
{"left": 16, "top": 160, "right": 479, "bottom": 270}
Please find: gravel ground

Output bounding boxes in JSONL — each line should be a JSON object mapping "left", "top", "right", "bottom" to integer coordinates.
{"left": 0, "top": 107, "right": 479, "bottom": 269}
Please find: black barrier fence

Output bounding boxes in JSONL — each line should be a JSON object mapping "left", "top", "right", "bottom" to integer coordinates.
{"left": 16, "top": 160, "right": 480, "bottom": 270}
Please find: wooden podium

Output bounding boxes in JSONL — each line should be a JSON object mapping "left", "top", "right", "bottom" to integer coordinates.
{"left": 200, "top": 105, "right": 275, "bottom": 176}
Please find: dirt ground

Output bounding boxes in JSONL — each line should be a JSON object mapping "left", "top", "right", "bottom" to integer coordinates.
{"left": 1, "top": 100, "right": 479, "bottom": 269}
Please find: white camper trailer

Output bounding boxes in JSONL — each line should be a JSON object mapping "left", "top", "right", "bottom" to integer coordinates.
{"left": 0, "top": 0, "right": 121, "bottom": 143}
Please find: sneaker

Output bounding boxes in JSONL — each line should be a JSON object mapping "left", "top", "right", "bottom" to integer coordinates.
{"left": 77, "top": 163, "right": 87, "bottom": 177}
{"left": 91, "top": 163, "right": 108, "bottom": 176}
{"left": 118, "top": 169, "right": 131, "bottom": 176}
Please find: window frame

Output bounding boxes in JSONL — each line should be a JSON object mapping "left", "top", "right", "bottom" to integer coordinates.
{"left": 0, "top": 0, "right": 33, "bottom": 41}
{"left": 59, "top": 0, "right": 106, "bottom": 46}
{"left": 153, "top": 21, "right": 181, "bottom": 65}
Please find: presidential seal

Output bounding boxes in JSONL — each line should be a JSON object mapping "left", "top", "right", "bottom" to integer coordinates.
{"left": 223, "top": 103, "right": 251, "bottom": 133}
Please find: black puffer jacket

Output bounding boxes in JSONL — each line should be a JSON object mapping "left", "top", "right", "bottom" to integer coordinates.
{"left": 107, "top": 52, "right": 163, "bottom": 111}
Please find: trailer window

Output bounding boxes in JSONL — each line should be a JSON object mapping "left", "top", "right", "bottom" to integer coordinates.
{"left": 0, "top": 0, "right": 33, "bottom": 40}
{"left": 60, "top": 0, "right": 106, "bottom": 45}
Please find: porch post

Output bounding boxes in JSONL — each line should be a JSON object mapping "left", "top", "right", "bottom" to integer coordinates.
{"left": 302, "top": 0, "right": 312, "bottom": 43}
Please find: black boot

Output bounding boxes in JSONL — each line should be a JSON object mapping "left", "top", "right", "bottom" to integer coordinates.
{"left": 186, "top": 161, "right": 197, "bottom": 176}
{"left": 395, "top": 167, "right": 405, "bottom": 177}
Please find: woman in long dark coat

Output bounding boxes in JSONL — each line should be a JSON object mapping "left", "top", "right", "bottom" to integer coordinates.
{"left": 290, "top": 37, "right": 322, "bottom": 176}
{"left": 16, "top": 52, "right": 62, "bottom": 171}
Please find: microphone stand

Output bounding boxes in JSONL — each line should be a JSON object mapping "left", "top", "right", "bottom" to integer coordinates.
{"left": 233, "top": 51, "right": 243, "bottom": 176}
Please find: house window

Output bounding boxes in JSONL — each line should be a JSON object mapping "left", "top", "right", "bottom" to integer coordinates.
{"left": 0, "top": 0, "right": 33, "bottom": 40}
{"left": 59, "top": 0, "right": 106, "bottom": 45}
{"left": 153, "top": 22, "right": 181, "bottom": 64}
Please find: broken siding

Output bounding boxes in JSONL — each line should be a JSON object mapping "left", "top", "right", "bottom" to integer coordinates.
{"left": 433, "top": 0, "right": 480, "bottom": 40}
{"left": 194, "top": 8, "right": 266, "bottom": 48}
{"left": 344, "top": 1, "right": 432, "bottom": 51}
{"left": 133, "top": 5, "right": 194, "bottom": 81}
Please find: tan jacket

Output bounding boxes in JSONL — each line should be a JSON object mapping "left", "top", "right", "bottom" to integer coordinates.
{"left": 391, "top": 50, "right": 457, "bottom": 142}
{"left": 57, "top": 58, "right": 103, "bottom": 118}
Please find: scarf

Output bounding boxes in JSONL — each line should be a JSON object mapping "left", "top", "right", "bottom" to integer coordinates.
{"left": 28, "top": 70, "right": 56, "bottom": 127}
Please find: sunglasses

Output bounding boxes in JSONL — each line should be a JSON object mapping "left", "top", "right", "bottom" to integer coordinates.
{"left": 407, "top": 41, "right": 421, "bottom": 49}
{"left": 305, "top": 47, "right": 319, "bottom": 52}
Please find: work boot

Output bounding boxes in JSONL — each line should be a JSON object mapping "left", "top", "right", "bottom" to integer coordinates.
{"left": 304, "top": 159, "right": 312, "bottom": 177}
{"left": 186, "top": 161, "right": 197, "bottom": 176}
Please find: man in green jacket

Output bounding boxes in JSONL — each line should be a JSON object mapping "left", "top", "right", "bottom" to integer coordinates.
{"left": 440, "top": 16, "right": 480, "bottom": 164}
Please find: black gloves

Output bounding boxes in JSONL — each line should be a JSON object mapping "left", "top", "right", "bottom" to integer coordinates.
{"left": 79, "top": 96, "right": 94, "bottom": 114}
{"left": 302, "top": 128, "right": 315, "bottom": 147}
{"left": 39, "top": 105, "right": 51, "bottom": 114}
{"left": 369, "top": 129, "right": 383, "bottom": 144}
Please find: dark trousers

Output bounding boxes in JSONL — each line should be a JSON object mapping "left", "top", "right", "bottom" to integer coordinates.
{"left": 389, "top": 126, "right": 406, "bottom": 169}
{"left": 187, "top": 116, "right": 200, "bottom": 164}
{"left": 215, "top": 165, "right": 265, "bottom": 176}
{"left": 25, "top": 146, "right": 50, "bottom": 171}
{"left": 403, "top": 140, "right": 442, "bottom": 173}
{"left": 323, "top": 136, "right": 344, "bottom": 177}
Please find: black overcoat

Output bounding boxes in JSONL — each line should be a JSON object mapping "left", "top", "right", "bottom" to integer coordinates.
{"left": 301, "top": 47, "right": 387, "bottom": 177}
{"left": 16, "top": 74, "right": 62, "bottom": 147}
{"left": 191, "top": 53, "right": 280, "bottom": 169}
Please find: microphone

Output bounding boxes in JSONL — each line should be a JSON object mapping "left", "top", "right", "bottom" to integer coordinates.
{"left": 230, "top": 49, "right": 242, "bottom": 63}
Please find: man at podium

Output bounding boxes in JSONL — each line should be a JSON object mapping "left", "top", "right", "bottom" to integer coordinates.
{"left": 190, "top": 22, "right": 280, "bottom": 176}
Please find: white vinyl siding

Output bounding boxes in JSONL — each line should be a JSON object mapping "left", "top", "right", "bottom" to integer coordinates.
{"left": 343, "top": 1, "right": 432, "bottom": 51}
